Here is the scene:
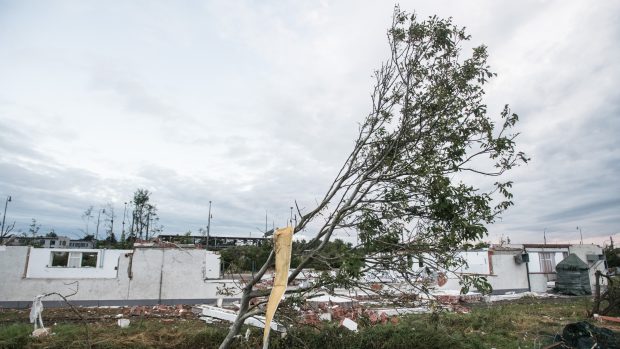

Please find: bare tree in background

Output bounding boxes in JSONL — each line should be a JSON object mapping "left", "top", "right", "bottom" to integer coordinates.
{"left": 81, "top": 206, "right": 94, "bottom": 237}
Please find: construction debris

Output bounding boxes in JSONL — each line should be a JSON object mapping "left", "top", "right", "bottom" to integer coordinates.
{"left": 193, "top": 305, "right": 285, "bottom": 332}
{"left": 306, "top": 295, "right": 357, "bottom": 308}
{"left": 126, "top": 304, "right": 192, "bottom": 318}
{"left": 29, "top": 295, "right": 45, "bottom": 330}
{"left": 31, "top": 327, "right": 50, "bottom": 338}
{"left": 117, "top": 318, "right": 130, "bottom": 328}
{"left": 29, "top": 295, "right": 50, "bottom": 337}
{"left": 341, "top": 318, "right": 358, "bottom": 332}
{"left": 594, "top": 314, "right": 620, "bottom": 324}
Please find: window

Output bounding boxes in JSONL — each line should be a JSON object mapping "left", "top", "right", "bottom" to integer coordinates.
{"left": 81, "top": 252, "right": 98, "bottom": 267}
{"left": 49, "top": 251, "right": 98, "bottom": 268}
{"left": 539, "top": 252, "right": 556, "bottom": 273}
{"left": 50, "top": 240, "right": 56, "bottom": 246}
{"left": 51, "top": 252, "right": 69, "bottom": 266}
{"left": 68, "top": 253, "right": 81, "bottom": 267}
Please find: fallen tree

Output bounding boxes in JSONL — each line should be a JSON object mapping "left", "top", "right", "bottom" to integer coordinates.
{"left": 218, "top": 6, "right": 528, "bottom": 349}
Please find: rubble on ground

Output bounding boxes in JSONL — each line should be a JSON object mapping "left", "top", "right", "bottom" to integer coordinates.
{"left": 125, "top": 304, "right": 192, "bottom": 318}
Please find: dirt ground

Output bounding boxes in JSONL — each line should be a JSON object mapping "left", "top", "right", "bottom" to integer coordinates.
{"left": 0, "top": 304, "right": 198, "bottom": 324}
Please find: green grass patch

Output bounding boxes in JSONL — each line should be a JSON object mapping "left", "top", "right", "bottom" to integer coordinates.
{"left": 0, "top": 298, "right": 597, "bottom": 349}
{"left": 0, "top": 323, "right": 31, "bottom": 349}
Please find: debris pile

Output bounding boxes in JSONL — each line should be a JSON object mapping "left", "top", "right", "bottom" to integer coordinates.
{"left": 432, "top": 290, "right": 483, "bottom": 304}
{"left": 123, "top": 304, "right": 192, "bottom": 318}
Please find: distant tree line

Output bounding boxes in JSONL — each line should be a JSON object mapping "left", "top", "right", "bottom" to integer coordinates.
{"left": 220, "top": 239, "right": 355, "bottom": 273}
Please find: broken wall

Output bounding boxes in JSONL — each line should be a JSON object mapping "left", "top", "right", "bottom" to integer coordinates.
{"left": 0, "top": 246, "right": 240, "bottom": 308}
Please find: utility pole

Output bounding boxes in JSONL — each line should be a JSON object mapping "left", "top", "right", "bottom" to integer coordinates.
{"left": 577, "top": 226, "right": 583, "bottom": 245}
{"left": 1, "top": 196, "right": 11, "bottom": 236}
{"left": 543, "top": 228, "right": 547, "bottom": 245}
{"left": 129, "top": 209, "right": 135, "bottom": 238}
{"left": 611, "top": 236, "right": 615, "bottom": 250}
{"left": 122, "top": 202, "right": 127, "bottom": 236}
{"left": 206, "top": 201, "right": 212, "bottom": 248}
{"left": 145, "top": 211, "right": 150, "bottom": 240}
{"left": 110, "top": 209, "right": 114, "bottom": 238}
{"left": 290, "top": 206, "right": 293, "bottom": 227}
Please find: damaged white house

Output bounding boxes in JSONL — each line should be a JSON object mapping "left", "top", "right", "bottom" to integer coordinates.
{"left": 0, "top": 246, "right": 240, "bottom": 308}
{"left": 430, "top": 243, "right": 606, "bottom": 294}
{"left": 0, "top": 242, "right": 607, "bottom": 309}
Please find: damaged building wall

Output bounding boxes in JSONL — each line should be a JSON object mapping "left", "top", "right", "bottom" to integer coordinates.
{"left": 518, "top": 244, "right": 606, "bottom": 292}
{"left": 486, "top": 249, "right": 529, "bottom": 293}
{"left": 434, "top": 249, "right": 529, "bottom": 295}
{"left": 569, "top": 245, "right": 607, "bottom": 290}
{"left": 522, "top": 246, "right": 569, "bottom": 292}
{"left": 26, "top": 248, "right": 129, "bottom": 278}
{"left": 0, "top": 246, "right": 240, "bottom": 308}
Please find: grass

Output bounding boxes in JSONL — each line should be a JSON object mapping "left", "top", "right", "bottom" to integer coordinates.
{"left": 0, "top": 297, "right": 598, "bottom": 349}
{"left": 272, "top": 297, "right": 593, "bottom": 349}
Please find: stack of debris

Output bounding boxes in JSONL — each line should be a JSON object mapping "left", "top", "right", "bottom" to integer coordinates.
{"left": 432, "top": 290, "right": 483, "bottom": 304}
{"left": 124, "top": 304, "right": 192, "bottom": 318}
{"left": 300, "top": 304, "right": 401, "bottom": 326}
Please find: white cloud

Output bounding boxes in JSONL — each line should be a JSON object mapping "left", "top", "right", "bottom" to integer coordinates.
{"left": 0, "top": 0, "right": 618, "bottom": 246}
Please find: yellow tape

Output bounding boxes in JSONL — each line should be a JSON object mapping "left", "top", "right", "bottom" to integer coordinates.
{"left": 262, "top": 226, "right": 293, "bottom": 349}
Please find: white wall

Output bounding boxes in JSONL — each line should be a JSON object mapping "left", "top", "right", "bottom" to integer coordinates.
{"left": 0, "top": 246, "right": 241, "bottom": 307}
{"left": 409, "top": 251, "right": 491, "bottom": 275}
{"left": 26, "top": 248, "right": 129, "bottom": 279}
{"left": 527, "top": 249, "right": 568, "bottom": 273}
{"left": 435, "top": 250, "right": 529, "bottom": 294}
{"left": 529, "top": 274, "right": 548, "bottom": 293}
{"left": 455, "top": 251, "right": 490, "bottom": 274}
{"left": 487, "top": 251, "right": 529, "bottom": 292}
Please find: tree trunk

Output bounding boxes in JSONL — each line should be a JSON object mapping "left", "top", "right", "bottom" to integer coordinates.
{"left": 218, "top": 288, "right": 251, "bottom": 349}
{"left": 593, "top": 271, "right": 601, "bottom": 315}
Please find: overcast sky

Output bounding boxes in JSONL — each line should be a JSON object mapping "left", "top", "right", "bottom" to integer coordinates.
{"left": 0, "top": 1, "right": 618, "bottom": 245}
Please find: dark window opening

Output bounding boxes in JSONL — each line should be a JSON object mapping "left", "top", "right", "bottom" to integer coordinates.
{"left": 81, "top": 253, "right": 98, "bottom": 267}
{"left": 51, "top": 252, "right": 69, "bottom": 267}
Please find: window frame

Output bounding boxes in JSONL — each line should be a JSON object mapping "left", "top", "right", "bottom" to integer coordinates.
{"left": 539, "top": 252, "right": 556, "bottom": 273}
{"left": 48, "top": 251, "right": 99, "bottom": 268}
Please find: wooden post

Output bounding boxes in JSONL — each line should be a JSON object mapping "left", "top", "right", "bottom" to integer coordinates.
{"left": 593, "top": 270, "right": 602, "bottom": 315}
